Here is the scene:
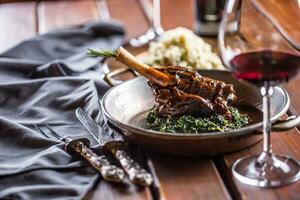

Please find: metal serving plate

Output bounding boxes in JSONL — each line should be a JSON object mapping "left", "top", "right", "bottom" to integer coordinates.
{"left": 102, "top": 70, "right": 290, "bottom": 156}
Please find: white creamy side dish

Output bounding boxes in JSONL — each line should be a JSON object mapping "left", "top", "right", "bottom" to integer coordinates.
{"left": 143, "top": 27, "right": 224, "bottom": 70}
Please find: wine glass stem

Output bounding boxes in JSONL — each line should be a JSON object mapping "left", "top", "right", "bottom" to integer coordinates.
{"left": 153, "top": 0, "right": 161, "bottom": 29}
{"left": 261, "top": 82, "right": 273, "bottom": 154}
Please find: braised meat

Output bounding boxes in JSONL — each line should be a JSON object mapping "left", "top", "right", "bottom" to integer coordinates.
{"left": 148, "top": 66, "right": 237, "bottom": 120}
{"left": 88, "top": 47, "right": 237, "bottom": 120}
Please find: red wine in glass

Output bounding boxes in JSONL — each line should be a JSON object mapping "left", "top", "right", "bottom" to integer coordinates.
{"left": 219, "top": 0, "right": 300, "bottom": 188}
{"left": 230, "top": 50, "right": 300, "bottom": 85}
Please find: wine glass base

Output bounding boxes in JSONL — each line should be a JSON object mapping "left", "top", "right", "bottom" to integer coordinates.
{"left": 232, "top": 154, "right": 300, "bottom": 187}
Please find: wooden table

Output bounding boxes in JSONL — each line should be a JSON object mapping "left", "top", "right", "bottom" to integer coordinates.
{"left": 1, "top": 0, "right": 300, "bottom": 200}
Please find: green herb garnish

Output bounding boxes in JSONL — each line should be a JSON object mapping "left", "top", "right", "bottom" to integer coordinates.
{"left": 147, "top": 107, "right": 249, "bottom": 133}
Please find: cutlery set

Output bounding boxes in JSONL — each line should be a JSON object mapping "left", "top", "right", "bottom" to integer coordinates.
{"left": 33, "top": 103, "right": 153, "bottom": 187}
{"left": 75, "top": 107, "right": 153, "bottom": 186}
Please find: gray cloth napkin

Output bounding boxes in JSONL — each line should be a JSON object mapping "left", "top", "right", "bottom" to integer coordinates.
{"left": 0, "top": 21, "right": 125, "bottom": 200}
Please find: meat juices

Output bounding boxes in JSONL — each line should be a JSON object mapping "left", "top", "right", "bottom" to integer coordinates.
{"left": 148, "top": 66, "right": 237, "bottom": 120}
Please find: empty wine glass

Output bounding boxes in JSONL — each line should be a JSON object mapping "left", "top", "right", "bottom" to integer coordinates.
{"left": 218, "top": 0, "right": 300, "bottom": 187}
{"left": 129, "top": 0, "right": 164, "bottom": 47}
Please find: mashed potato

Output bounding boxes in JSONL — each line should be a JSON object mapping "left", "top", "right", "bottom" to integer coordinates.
{"left": 143, "top": 27, "right": 224, "bottom": 70}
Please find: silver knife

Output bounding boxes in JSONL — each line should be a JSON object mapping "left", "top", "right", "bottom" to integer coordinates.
{"left": 75, "top": 107, "right": 153, "bottom": 186}
{"left": 34, "top": 124, "right": 125, "bottom": 183}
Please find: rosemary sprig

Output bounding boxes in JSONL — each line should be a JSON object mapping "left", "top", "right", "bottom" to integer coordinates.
{"left": 87, "top": 48, "right": 117, "bottom": 58}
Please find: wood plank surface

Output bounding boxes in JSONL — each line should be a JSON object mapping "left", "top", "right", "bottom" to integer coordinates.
{"left": 222, "top": 128, "right": 300, "bottom": 200}
{"left": 240, "top": 0, "right": 296, "bottom": 52}
{"left": 285, "top": 77, "right": 300, "bottom": 116}
{"left": 0, "top": 2, "right": 36, "bottom": 53}
{"left": 38, "top": 0, "right": 99, "bottom": 33}
{"left": 84, "top": 180, "right": 152, "bottom": 200}
{"left": 106, "top": 0, "right": 149, "bottom": 42}
{"left": 0, "top": 0, "right": 33, "bottom": 3}
{"left": 150, "top": 155, "right": 231, "bottom": 200}
{"left": 161, "top": 0, "right": 194, "bottom": 30}
{"left": 253, "top": 0, "right": 300, "bottom": 50}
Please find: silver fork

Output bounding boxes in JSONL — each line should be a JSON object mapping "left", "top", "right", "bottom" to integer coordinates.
{"left": 33, "top": 124, "right": 125, "bottom": 183}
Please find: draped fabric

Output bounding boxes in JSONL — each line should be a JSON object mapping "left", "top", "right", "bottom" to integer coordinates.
{"left": 0, "top": 21, "right": 125, "bottom": 200}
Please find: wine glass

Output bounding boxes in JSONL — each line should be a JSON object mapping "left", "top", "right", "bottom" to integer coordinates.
{"left": 129, "top": 0, "right": 164, "bottom": 47}
{"left": 218, "top": 0, "right": 300, "bottom": 187}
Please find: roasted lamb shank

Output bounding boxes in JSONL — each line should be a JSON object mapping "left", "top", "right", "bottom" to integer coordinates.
{"left": 149, "top": 66, "right": 236, "bottom": 119}
{"left": 88, "top": 47, "right": 237, "bottom": 119}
